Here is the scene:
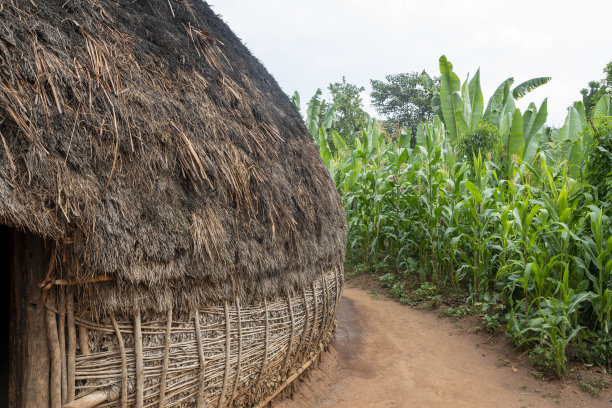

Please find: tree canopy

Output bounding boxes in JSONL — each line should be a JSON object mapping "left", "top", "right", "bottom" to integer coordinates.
{"left": 370, "top": 72, "right": 439, "bottom": 136}
{"left": 323, "top": 77, "right": 369, "bottom": 144}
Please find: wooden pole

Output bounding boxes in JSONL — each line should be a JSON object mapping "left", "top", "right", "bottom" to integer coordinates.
{"left": 111, "top": 315, "right": 127, "bottom": 408}
{"left": 194, "top": 310, "right": 206, "bottom": 408}
{"left": 281, "top": 295, "right": 295, "bottom": 376}
{"left": 229, "top": 300, "right": 242, "bottom": 404}
{"left": 158, "top": 307, "right": 172, "bottom": 407}
{"left": 134, "top": 309, "right": 144, "bottom": 408}
{"left": 66, "top": 288, "right": 76, "bottom": 402}
{"left": 45, "top": 290, "right": 62, "bottom": 408}
{"left": 78, "top": 327, "right": 90, "bottom": 355}
{"left": 58, "top": 288, "right": 67, "bottom": 405}
{"left": 255, "top": 299, "right": 269, "bottom": 389}
{"left": 62, "top": 388, "right": 119, "bottom": 408}
{"left": 217, "top": 302, "right": 231, "bottom": 408}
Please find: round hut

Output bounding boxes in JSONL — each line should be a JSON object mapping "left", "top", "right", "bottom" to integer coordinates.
{"left": 1, "top": 1, "right": 347, "bottom": 407}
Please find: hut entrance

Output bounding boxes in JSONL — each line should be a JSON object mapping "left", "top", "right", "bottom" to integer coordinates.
{"left": 6, "top": 226, "right": 52, "bottom": 408}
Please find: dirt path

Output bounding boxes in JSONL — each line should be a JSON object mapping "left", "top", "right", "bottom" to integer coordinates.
{"left": 277, "top": 287, "right": 612, "bottom": 408}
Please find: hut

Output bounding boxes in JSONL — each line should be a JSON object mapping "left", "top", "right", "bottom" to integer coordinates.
{"left": 1, "top": 1, "right": 347, "bottom": 407}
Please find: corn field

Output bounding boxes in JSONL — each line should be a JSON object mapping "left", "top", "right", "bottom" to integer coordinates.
{"left": 308, "top": 57, "right": 612, "bottom": 377}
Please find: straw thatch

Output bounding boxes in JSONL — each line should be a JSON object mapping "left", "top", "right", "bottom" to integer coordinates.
{"left": 0, "top": 0, "right": 347, "bottom": 314}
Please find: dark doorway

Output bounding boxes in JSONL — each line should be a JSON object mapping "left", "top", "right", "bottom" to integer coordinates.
{"left": 1, "top": 225, "right": 10, "bottom": 406}
{"left": 6, "top": 228, "right": 51, "bottom": 408}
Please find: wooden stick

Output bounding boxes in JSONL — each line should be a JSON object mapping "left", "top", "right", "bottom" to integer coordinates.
{"left": 158, "top": 307, "right": 172, "bottom": 408}
{"left": 297, "top": 288, "right": 310, "bottom": 362}
{"left": 67, "top": 288, "right": 76, "bottom": 401}
{"left": 134, "top": 309, "right": 144, "bottom": 408}
{"left": 111, "top": 315, "right": 127, "bottom": 408}
{"left": 334, "top": 268, "right": 341, "bottom": 312}
{"left": 53, "top": 276, "right": 114, "bottom": 286}
{"left": 78, "top": 327, "right": 90, "bottom": 355}
{"left": 306, "top": 282, "right": 318, "bottom": 357}
{"left": 229, "top": 300, "right": 242, "bottom": 405}
{"left": 194, "top": 310, "right": 205, "bottom": 408}
{"left": 281, "top": 295, "right": 295, "bottom": 376}
{"left": 253, "top": 349, "right": 320, "bottom": 408}
{"left": 58, "top": 288, "right": 67, "bottom": 405}
{"left": 62, "top": 388, "right": 119, "bottom": 408}
{"left": 320, "top": 275, "right": 329, "bottom": 345}
{"left": 217, "top": 302, "right": 231, "bottom": 408}
{"left": 45, "top": 292, "right": 62, "bottom": 408}
{"left": 255, "top": 299, "right": 269, "bottom": 389}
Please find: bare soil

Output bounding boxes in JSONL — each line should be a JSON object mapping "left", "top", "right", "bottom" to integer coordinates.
{"left": 277, "top": 278, "right": 612, "bottom": 408}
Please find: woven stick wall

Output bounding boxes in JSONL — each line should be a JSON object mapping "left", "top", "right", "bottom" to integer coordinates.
{"left": 47, "top": 268, "right": 342, "bottom": 408}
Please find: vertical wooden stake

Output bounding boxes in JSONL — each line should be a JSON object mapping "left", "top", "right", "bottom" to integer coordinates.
{"left": 194, "top": 310, "right": 206, "bottom": 408}
{"left": 281, "top": 295, "right": 295, "bottom": 376}
{"left": 320, "top": 275, "right": 330, "bottom": 345}
{"left": 58, "top": 287, "right": 67, "bottom": 405}
{"left": 45, "top": 291, "right": 62, "bottom": 408}
{"left": 134, "top": 309, "right": 144, "bottom": 408}
{"left": 229, "top": 300, "right": 242, "bottom": 405}
{"left": 255, "top": 299, "right": 269, "bottom": 389}
{"left": 217, "top": 302, "right": 231, "bottom": 408}
{"left": 158, "top": 307, "right": 172, "bottom": 408}
{"left": 111, "top": 315, "right": 127, "bottom": 408}
{"left": 67, "top": 288, "right": 76, "bottom": 402}
{"left": 306, "top": 282, "right": 319, "bottom": 357}
{"left": 297, "top": 288, "right": 310, "bottom": 362}
{"left": 78, "top": 327, "right": 90, "bottom": 355}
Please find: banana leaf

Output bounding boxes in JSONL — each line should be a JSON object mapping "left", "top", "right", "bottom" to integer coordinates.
{"left": 439, "top": 55, "right": 462, "bottom": 142}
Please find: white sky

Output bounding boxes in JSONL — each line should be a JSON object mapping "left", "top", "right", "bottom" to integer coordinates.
{"left": 211, "top": 0, "right": 611, "bottom": 127}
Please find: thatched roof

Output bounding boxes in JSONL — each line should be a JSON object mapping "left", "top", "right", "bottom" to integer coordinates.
{"left": 0, "top": 0, "right": 346, "bottom": 313}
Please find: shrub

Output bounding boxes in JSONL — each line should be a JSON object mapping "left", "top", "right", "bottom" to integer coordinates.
{"left": 456, "top": 122, "right": 501, "bottom": 163}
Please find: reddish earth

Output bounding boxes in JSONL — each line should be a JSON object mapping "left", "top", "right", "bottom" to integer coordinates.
{"left": 277, "top": 282, "right": 612, "bottom": 408}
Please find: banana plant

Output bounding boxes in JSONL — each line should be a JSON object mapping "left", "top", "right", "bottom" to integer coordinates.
{"left": 439, "top": 55, "right": 463, "bottom": 142}
{"left": 593, "top": 94, "right": 611, "bottom": 119}
{"left": 499, "top": 109, "right": 524, "bottom": 179}
{"left": 556, "top": 106, "right": 585, "bottom": 176}
{"left": 512, "top": 77, "right": 552, "bottom": 99}
{"left": 437, "top": 56, "right": 549, "bottom": 168}
{"left": 521, "top": 99, "right": 548, "bottom": 163}
{"left": 301, "top": 89, "right": 337, "bottom": 145}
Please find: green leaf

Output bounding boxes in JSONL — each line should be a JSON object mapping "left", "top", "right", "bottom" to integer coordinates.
{"left": 320, "top": 102, "right": 337, "bottom": 130}
{"left": 454, "top": 100, "right": 468, "bottom": 138}
{"left": 291, "top": 91, "right": 301, "bottom": 113}
{"left": 522, "top": 99, "right": 547, "bottom": 163}
{"left": 505, "top": 109, "right": 525, "bottom": 159}
{"left": 318, "top": 128, "right": 331, "bottom": 167}
{"left": 306, "top": 89, "right": 322, "bottom": 141}
{"left": 511, "top": 77, "right": 551, "bottom": 99}
{"left": 416, "top": 123, "right": 426, "bottom": 148}
{"left": 573, "top": 101, "right": 587, "bottom": 129}
{"left": 557, "top": 106, "right": 581, "bottom": 142}
{"left": 421, "top": 70, "right": 435, "bottom": 90}
{"left": 398, "top": 130, "right": 411, "bottom": 148}
{"left": 439, "top": 55, "right": 462, "bottom": 141}
{"left": 461, "top": 75, "right": 472, "bottom": 127}
{"left": 593, "top": 95, "right": 611, "bottom": 118}
{"left": 331, "top": 130, "right": 346, "bottom": 152}
{"left": 465, "top": 180, "right": 483, "bottom": 204}
{"left": 484, "top": 77, "right": 514, "bottom": 125}
{"left": 467, "top": 68, "right": 484, "bottom": 129}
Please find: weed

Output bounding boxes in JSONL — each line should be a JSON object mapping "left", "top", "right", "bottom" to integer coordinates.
{"left": 579, "top": 376, "right": 609, "bottom": 397}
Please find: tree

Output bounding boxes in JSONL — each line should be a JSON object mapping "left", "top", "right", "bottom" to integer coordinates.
{"left": 370, "top": 72, "right": 439, "bottom": 137}
{"left": 581, "top": 81, "right": 607, "bottom": 117}
{"left": 603, "top": 60, "right": 612, "bottom": 93}
{"left": 580, "top": 60, "right": 612, "bottom": 117}
{"left": 325, "top": 77, "right": 369, "bottom": 145}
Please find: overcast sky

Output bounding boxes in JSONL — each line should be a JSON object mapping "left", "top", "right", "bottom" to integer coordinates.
{"left": 211, "top": 0, "right": 611, "bottom": 127}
